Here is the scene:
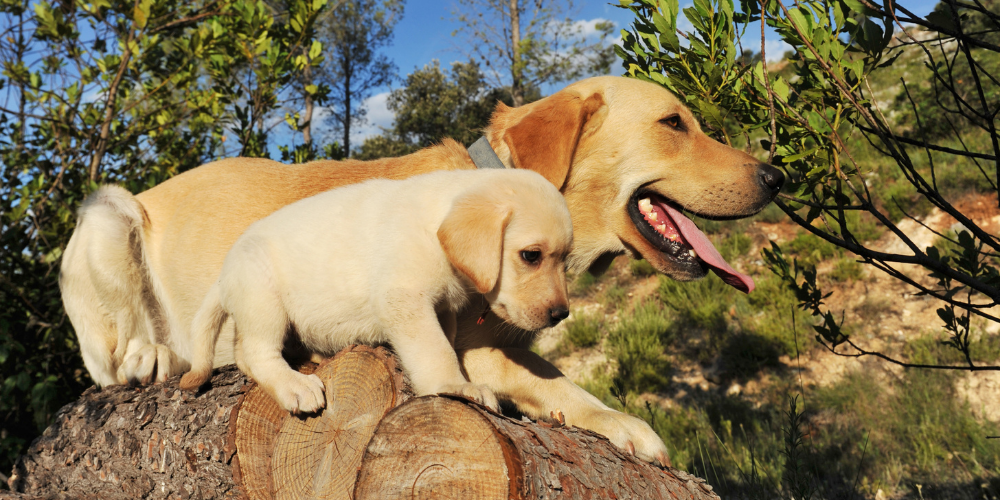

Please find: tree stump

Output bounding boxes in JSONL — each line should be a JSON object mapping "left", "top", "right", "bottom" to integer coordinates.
{"left": 7, "top": 345, "right": 718, "bottom": 500}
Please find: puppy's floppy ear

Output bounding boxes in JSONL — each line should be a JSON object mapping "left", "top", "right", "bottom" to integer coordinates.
{"left": 503, "top": 92, "right": 605, "bottom": 190}
{"left": 438, "top": 191, "right": 512, "bottom": 294}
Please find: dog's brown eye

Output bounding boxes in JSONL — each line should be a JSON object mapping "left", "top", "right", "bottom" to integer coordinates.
{"left": 660, "top": 115, "right": 683, "bottom": 130}
{"left": 520, "top": 250, "right": 541, "bottom": 264}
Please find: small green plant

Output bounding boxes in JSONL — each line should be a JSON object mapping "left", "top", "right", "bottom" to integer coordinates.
{"left": 786, "top": 232, "right": 840, "bottom": 266}
{"left": 781, "top": 395, "right": 816, "bottom": 500}
{"left": 604, "top": 284, "right": 629, "bottom": 310}
{"left": 753, "top": 203, "right": 787, "bottom": 223}
{"left": 659, "top": 275, "right": 732, "bottom": 333}
{"left": 572, "top": 271, "right": 600, "bottom": 295}
{"left": 854, "top": 294, "right": 893, "bottom": 320}
{"left": 629, "top": 259, "right": 657, "bottom": 277}
{"left": 720, "top": 333, "right": 783, "bottom": 379}
{"left": 719, "top": 232, "right": 754, "bottom": 261}
{"left": 828, "top": 211, "right": 884, "bottom": 243}
{"left": 829, "top": 258, "right": 864, "bottom": 282}
{"left": 607, "top": 301, "right": 672, "bottom": 395}
{"left": 564, "top": 311, "right": 604, "bottom": 348}
{"left": 877, "top": 180, "right": 933, "bottom": 223}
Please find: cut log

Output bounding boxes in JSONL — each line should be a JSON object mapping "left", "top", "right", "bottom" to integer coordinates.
{"left": 8, "top": 345, "right": 718, "bottom": 500}
{"left": 266, "top": 346, "right": 407, "bottom": 500}
{"left": 355, "top": 395, "right": 718, "bottom": 500}
{"left": 7, "top": 346, "right": 406, "bottom": 500}
{"left": 7, "top": 365, "right": 248, "bottom": 499}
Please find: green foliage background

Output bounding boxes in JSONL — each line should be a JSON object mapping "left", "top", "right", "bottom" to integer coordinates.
{"left": 0, "top": 0, "right": 327, "bottom": 474}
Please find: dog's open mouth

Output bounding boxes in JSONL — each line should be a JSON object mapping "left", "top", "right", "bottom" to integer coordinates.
{"left": 627, "top": 191, "right": 755, "bottom": 293}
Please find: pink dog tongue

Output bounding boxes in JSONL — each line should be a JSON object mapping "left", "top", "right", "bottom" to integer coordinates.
{"left": 657, "top": 201, "right": 755, "bottom": 294}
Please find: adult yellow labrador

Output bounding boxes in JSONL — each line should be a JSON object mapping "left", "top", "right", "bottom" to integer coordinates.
{"left": 60, "top": 76, "right": 783, "bottom": 466}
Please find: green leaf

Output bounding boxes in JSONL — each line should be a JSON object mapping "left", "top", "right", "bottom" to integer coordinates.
{"left": 696, "top": 99, "right": 725, "bottom": 130}
{"left": 788, "top": 7, "right": 813, "bottom": 37}
{"left": 134, "top": 0, "right": 152, "bottom": 29}
{"left": 784, "top": 146, "right": 820, "bottom": 163}
{"left": 772, "top": 77, "right": 789, "bottom": 101}
{"left": 926, "top": 10, "right": 956, "bottom": 32}
{"left": 840, "top": 0, "right": 880, "bottom": 16}
{"left": 652, "top": 11, "right": 673, "bottom": 35}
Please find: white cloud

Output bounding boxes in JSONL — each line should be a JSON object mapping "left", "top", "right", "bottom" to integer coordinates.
{"left": 763, "top": 39, "right": 793, "bottom": 62}
{"left": 566, "top": 18, "right": 612, "bottom": 39}
{"left": 676, "top": 6, "right": 695, "bottom": 34}
{"left": 350, "top": 91, "right": 394, "bottom": 145}
{"left": 310, "top": 92, "right": 396, "bottom": 148}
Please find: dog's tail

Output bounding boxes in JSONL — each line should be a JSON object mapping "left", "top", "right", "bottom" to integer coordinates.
{"left": 60, "top": 185, "right": 157, "bottom": 387}
{"left": 180, "top": 283, "right": 228, "bottom": 391}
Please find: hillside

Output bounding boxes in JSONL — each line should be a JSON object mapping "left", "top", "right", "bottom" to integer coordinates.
{"left": 538, "top": 193, "right": 1000, "bottom": 499}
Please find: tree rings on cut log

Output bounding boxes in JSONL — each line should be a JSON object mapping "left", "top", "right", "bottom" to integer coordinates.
{"left": 354, "top": 395, "right": 720, "bottom": 500}
{"left": 231, "top": 383, "right": 287, "bottom": 500}
{"left": 231, "top": 345, "right": 407, "bottom": 500}
{"left": 356, "top": 396, "right": 512, "bottom": 499}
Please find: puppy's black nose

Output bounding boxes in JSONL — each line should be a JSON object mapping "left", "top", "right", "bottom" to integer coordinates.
{"left": 549, "top": 306, "right": 570, "bottom": 326}
{"left": 758, "top": 164, "right": 785, "bottom": 193}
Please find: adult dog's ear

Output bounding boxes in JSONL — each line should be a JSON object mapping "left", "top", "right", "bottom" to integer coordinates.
{"left": 503, "top": 92, "right": 605, "bottom": 190}
{"left": 438, "top": 192, "right": 512, "bottom": 294}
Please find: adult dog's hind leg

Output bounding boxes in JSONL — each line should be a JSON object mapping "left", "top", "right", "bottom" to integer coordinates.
{"left": 60, "top": 186, "right": 180, "bottom": 386}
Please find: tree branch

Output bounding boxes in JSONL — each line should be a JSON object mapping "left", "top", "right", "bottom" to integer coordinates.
{"left": 88, "top": 25, "right": 135, "bottom": 182}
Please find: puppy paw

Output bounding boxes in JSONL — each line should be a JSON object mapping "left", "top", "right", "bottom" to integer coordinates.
{"left": 117, "top": 344, "right": 185, "bottom": 385}
{"left": 437, "top": 382, "right": 499, "bottom": 412}
{"left": 179, "top": 368, "right": 211, "bottom": 391}
{"left": 272, "top": 372, "right": 326, "bottom": 415}
{"left": 573, "top": 409, "right": 671, "bottom": 467}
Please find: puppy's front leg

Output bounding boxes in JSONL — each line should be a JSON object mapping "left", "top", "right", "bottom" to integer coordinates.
{"left": 385, "top": 301, "right": 497, "bottom": 410}
{"left": 459, "top": 347, "right": 670, "bottom": 466}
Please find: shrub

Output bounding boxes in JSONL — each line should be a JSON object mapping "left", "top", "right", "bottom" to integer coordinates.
{"left": 629, "top": 259, "right": 657, "bottom": 277}
{"left": 878, "top": 179, "right": 933, "bottom": 223}
{"left": 786, "top": 232, "right": 839, "bottom": 266}
{"left": 658, "top": 274, "right": 732, "bottom": 333}
{"left": 607, "top": 301, "right": 672, "bottom": 395}
{"left": 718, "top": 233, "right": 754, "bottom": 261}
{"left": 753, "top": 203, "right": 787, "bottom": 223}
{"left": 604, "top": 284, "right": 629, "bottom": 310}
{"left": 829, "top": 258, "right": 864, "bottom": 282}
{"left": 564, "top": 311, "right": 603, "bottom": 348}
{"left": 571, "top": 271, "right": 600, "bottom": 295}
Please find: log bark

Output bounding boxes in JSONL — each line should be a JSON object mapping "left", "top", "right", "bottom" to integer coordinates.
{"left": 7, "top": 346, "right": 719, "bottom": 500}
{"left": 7, "top": 366, "right": 248, "bottom": 499}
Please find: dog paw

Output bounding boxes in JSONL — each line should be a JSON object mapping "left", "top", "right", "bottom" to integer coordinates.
{"left": 117, "top": 344, "right": 185, "bottom": 385}
{"left": 272, "top": 372, "right": 326, "bottom": 415}
{"left": 573, "top": 408, "right": 671, "bottom": 467}
{"left": 179, "top": 369, "right": 211, "bottom": 391}
{"left": 437, "top": 382, "right": 499, "bottom": 411}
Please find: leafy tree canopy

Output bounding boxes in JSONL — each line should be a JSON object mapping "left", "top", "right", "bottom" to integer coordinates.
{"left": 0, "top": 0, "right": 327, "bottom": 473}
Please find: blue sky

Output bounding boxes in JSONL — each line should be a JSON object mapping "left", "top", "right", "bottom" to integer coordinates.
{"left": 335, "top": 0, "right": 942, "bottom": 145}
{"left": 345, "top": 1, "right": 641, "bottom": 142}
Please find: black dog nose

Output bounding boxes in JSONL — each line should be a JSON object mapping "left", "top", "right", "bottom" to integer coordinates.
{"left": 549, "top": 306, "right": 570, "bottom": 325}
{"left": 758, "top": 164, "right": 785, "bottom": 193}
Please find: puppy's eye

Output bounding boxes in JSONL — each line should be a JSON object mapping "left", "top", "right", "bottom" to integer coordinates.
{"left": 660, "top": 115, "right": 683, "bottom": 130}
{"left": 520, "top": 250, "right": 541, "bottom": 264}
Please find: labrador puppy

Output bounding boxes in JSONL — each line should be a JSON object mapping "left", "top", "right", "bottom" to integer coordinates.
{"left": 177, "top": 169, "right": 572, "bottom": 414}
